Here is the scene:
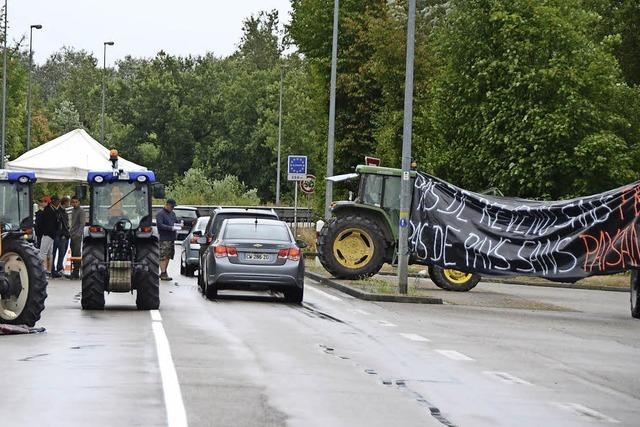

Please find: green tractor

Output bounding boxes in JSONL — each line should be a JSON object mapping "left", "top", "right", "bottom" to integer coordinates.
{"left": 81, "top": 151, "right": 164, "bottom": 310}
{"left": 0, "top": 171, "right": 48, "bottom": 326}
{"left": 317, "top": 165, "right": 481, "bottom": 291}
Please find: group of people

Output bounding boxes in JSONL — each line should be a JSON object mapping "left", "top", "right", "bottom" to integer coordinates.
{"left": 34, "top": 195, "right": 85, "bottom": 279}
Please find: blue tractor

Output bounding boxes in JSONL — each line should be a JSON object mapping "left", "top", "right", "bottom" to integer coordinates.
{"left": 81, "top": 151, "right": 164, "bottom": 310}
{"left": 0, "top": 170, "right": 48, "bottom": 326}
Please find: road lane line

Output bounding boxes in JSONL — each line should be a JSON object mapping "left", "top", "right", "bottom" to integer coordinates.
{"left": 306, "top": 285, "right": 343, "bottom": 301}
{"left": 399, "top": 333, "right": 431, "bottom": 342}
{"left": 151, "top": 319, "right": 188, "bottom": 427}
{"left": 483, "top": 371, "right": 532, "bottom": 385}
{"left": 353, "top": 309, "right": 370, "bottom": 315}
{"left": 151, "top": 310, "right": 162, "bottom": 322}
{"left": 552, "top": 402, "right": 620, "bottom": 423}
{"left": 435, "top": 350, "right": 474, "bottom": 361}
{"left": 376, "top": 320, "right": 397, "bottom": 327}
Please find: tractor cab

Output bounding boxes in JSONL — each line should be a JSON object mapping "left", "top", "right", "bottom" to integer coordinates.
{"left": 0, "top": 170, "right": 36, "bottom": 233}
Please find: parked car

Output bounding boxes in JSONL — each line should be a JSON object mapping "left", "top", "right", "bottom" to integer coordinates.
{"left": 180, "top": 215, "right": 210, "bottom": 277}
{"left": 198, "top": 218, "right": 305, "bottom": 303}
{"left": 173, "top": 206, "right": 200, "bottom": 241}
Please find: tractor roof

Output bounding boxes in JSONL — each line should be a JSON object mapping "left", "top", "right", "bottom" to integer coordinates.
{"left": 87, "top": 170, "right": 156, "bottom": 184}
{"left": 0, "top": 170, "right": 37, "bottom": 183}
{"left": 355, "top": 165, "right": 417, "bottom": 177}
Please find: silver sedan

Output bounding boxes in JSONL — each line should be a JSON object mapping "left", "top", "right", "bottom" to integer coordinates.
{"left": 199, "top": 218, "right": 306, "bottom": 303}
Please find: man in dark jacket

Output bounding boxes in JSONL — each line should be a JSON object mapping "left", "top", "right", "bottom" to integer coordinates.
{"left": 38, "top": 196, "right": 59, "bottom": 275}
{"left": 156, "top": 198, "right": 180, "bottom": 281}
{"left": 51, "top": 196, "right": 70, "bottom": 278}
{"left": 34, "top": 196, "right": 51, "bottom": 249}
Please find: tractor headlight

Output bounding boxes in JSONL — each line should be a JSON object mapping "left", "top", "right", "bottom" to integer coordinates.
{"left": 136, "top": 175, "right": 147, "bottom": 182}
{"left": 18, "top": 176, "right": 29, "bottom": 183}
{"left": 94, "top": 175, "right": 104, "bottom": 183}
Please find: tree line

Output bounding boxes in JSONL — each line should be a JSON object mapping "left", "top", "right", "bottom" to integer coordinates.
{"left": 2, "top": 0, "right": 639, "bottom": 209}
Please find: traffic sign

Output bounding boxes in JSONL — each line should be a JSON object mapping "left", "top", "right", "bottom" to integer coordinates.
{"left": 299, "top": 174, "right": 316, "bottom": 194}
{"left": 365, "top": 156, "right": 381, "bottom": 166}
{"left": 288, "top": 155, "right": 307, "bottom": 181}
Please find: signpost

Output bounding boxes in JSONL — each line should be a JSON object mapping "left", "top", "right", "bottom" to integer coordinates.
{"left": 299, "top": 174, "right": 316, "bottom": 194}
{"left": 288, "top": 156, "right": 308, "bottom": 236}
{"left": 365, "top": 156, "right": 381, "bottom": 167}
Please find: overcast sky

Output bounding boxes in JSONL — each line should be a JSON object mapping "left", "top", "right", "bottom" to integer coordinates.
{"left": 10, "top": 0, "right": 293, "bottom": 66}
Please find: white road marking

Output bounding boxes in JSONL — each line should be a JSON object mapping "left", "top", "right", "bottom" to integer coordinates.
{"left": 483, "top": 371, "right": 532, "bottom": 385}
{"left": 376, "top": 320, "right": 397, "bottom": 327}
{"left": 435, "top": 350, "right": 474, "bottom": 361}
{"left": 151, "top": 319, "right": 188, "bottom": 427}
{"left": 552, "top": 402, "right": 620, "bottom": 423}
{"left": 400, "top": 333, "right": 431, "bottom": 342}
{"left": 150, "top": 310, "right": 162, "bottom": 322}
{"left": 350, "top": 309, "right": 370, "bottom": 315}
{"left": 306, "top": 285, "right": 343, "bottom": 301}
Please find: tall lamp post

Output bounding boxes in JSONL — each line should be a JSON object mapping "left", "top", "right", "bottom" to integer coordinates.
{"left": 324, "top": 0, "right": 339, "bottom": 220}
{"left": 275, "top": 65, "right": 285, "bottom": 206}
{"left": 101, "top": 41, "right": 114, "bottom": 146}
{"left": 26, "top": 24, "right": 43, "bottom": 152}
{"left": 397, "top": 0, "right": 417, "bottom": 294}
{"left": 1, "top": 0, "right": 8, "bottom": 168}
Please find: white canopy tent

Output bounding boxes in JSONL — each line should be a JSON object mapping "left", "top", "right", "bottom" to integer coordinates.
{"left": 6, "top": 129, "right": 146, "bottom": 182}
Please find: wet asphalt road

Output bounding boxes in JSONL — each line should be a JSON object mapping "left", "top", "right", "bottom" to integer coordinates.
{"left": 2, "top": 250, "right": 639, "bottom": 427}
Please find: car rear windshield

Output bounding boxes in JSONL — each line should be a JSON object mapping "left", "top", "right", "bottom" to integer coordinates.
{"left": 211, "top": 213, "right": 276, "bottom": 235}
{"left": 175, "top": 209, "right": 198, "bottom": 218}
{"left": 224, "top": 223, "right": 290, "bottom": 241}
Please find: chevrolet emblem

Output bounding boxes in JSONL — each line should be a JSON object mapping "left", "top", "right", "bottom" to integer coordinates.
{"left": 253, "top": 244, "right": 263, "bottom": 248}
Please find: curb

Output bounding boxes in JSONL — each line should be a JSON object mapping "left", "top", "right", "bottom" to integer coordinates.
{"left": 377, "top": 271, "right": 629, "bottom": 293}
{"left": 305, "top": 272, "right": 443, "bottom": 304}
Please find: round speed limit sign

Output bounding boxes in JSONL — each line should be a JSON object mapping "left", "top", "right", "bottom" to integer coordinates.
{"left": 299, "top": 174, "right": 316, "bottom": 194}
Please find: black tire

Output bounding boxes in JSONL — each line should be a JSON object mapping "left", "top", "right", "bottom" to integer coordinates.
{"left": 81, "top": 240, "right": 106, "bottom": 310}
{"left": 631, "top": 270, "right": 640, "bottom": 319}
{"left": 284, "top": 286, "right": 304, "bottom": 304}
{"left": 197, "top": 266, "right": 205, "bottom": 293}
{"left": 205, "top": 281, "right": 217, "bottom": 300}
{"left": 429, "top": 265, "right": 480, "bottom": 292}
{"left": 185, "top": 263, "right": 196, "bottom": 278}
{"left": 0, "top": 239, "right": 48, "bottom": 326}
{"left": 317, "top": 215, "right": 387, "bottom": 279}
{"left": 180, "top": 251, "right": 186, "bottom": 275}
{"left": 135, "top": 238, "right": 160, "bottom": 310}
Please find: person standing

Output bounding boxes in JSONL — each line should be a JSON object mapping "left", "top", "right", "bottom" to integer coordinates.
{"left": 69, "top": 195, "right": 86, "bottom": 279}
{"left": 52, "top": 196, "right": 70, "bottom": 278}
{"left": 156, "top": 198, "right": 180, "bottom": 281}
{"left": 38, "top": 196, "right": 58, "bottom": 276}
{"left": 34, "top": 196, "right": 50, "bottom": 249}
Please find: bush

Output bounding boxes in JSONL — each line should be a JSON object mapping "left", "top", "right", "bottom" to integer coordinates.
{"left": 167, "top": 168, "right": 260, "bottom": 206}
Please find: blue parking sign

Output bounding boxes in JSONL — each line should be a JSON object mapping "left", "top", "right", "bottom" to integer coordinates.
{"left": 288, "top": 155, "right": 307, "bottom": 181}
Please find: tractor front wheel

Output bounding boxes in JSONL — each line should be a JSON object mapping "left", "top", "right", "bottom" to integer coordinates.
{"left": 0, "top": 239, "right": 48, "bottom": 326}
{"left": 317, "top": 215, "right": 387, "bottom": 279}
{"left": 81, "top": 240, "right": 106, "bottom": 310}
{"left": 135, "top": 239, "right": 160, "bottom": 310}
{"left": 429, "top": 265, "right": 480, "bottom": 292}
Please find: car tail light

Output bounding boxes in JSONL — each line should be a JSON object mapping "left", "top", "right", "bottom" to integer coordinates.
{"left": 89, "top": 226, "right": 104, "bottom": 233}
{"left": 214, "top": 245, "right": 237, "bottom": 258}
{"left": 288, "top": 247, "right": 301, "bottom": 261}
{"left": 140, "top": 226, "right": 152, "bottom": 233}
{"left": 278, "top": 247, "right": 301, "bottom": 261}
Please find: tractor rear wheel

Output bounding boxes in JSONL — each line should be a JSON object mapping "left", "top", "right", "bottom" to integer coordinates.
{"left": 429, "top": 265, "right": 480, "bottom": 292}
{"left": 0, "top": 239, "right": 48, "bottom": 326}
{"left": 81, "top": 240, "right": 106, "bottom": 310}
{"left": 317, "top": 215, "right": 387, "bottom": 279}
{"left": 135, "top": 239, "right": 160, "bottom": 310}
{"left": 631, "top": 270, "right": 640, "bottom": 319}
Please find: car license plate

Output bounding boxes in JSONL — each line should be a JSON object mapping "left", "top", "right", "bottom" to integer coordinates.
{"left": 246, "top": 253, "right": 270, "bottom": 261}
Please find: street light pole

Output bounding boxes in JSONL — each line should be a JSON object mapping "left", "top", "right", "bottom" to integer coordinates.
{"left": 276, "top": 65, "right": 284, "bottom": 206}
{"left": 26, "top": 24, "right": 43, "bottom": 152}
{"left": 324, "top": 0, "right": 339, "bottom": 220}
{"left": 397, "top": 0, "right": 417, "bottom": 295}
{"left": 101, "top": 41, "right": 114, "bottom": 146}
{"left": 1, "top": 0, "right": 8, "bottom": 168}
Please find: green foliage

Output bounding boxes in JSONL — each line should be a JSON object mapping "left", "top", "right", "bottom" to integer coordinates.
{"left": 418, "top": 0, "right": 637, "bottom": 198}
{"left": 167, "top": 168, "right": 260, "bottom": 206}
